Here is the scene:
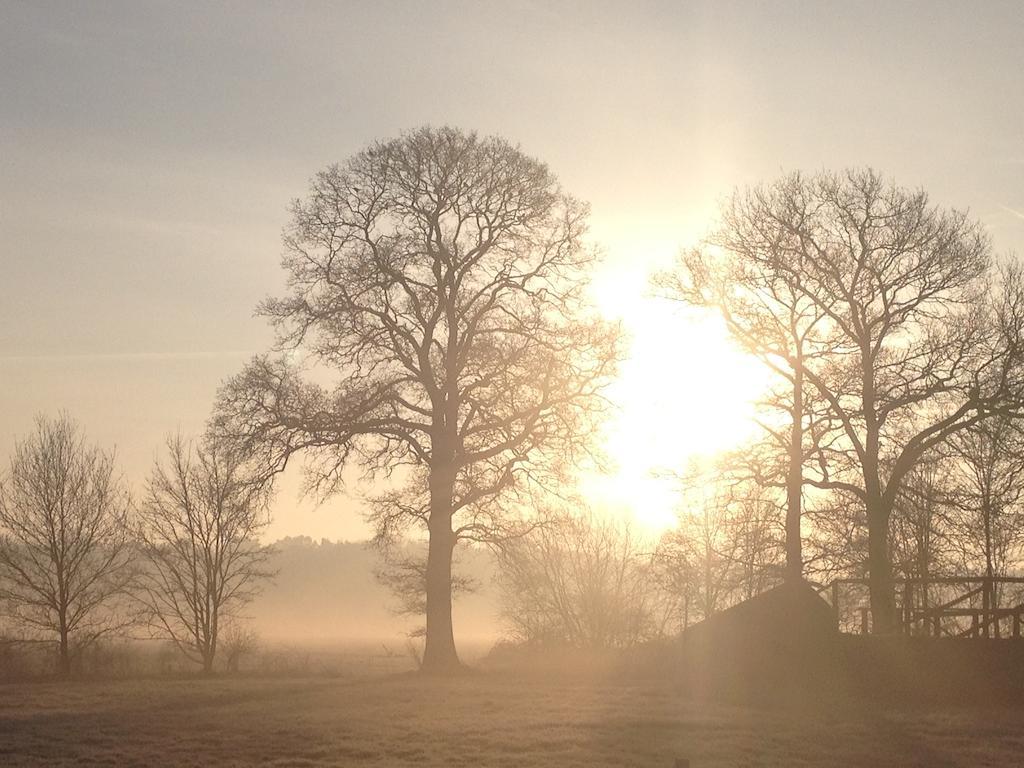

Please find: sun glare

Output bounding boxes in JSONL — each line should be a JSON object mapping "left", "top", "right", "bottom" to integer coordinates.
{"left": 583, "top": 262, "right": 772, "bottom": 537}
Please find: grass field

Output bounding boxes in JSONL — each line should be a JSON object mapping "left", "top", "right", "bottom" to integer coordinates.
{"left": 2, "top": 670, "right": 1023, "bottom": 767}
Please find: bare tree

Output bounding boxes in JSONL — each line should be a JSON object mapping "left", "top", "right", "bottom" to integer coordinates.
{"left": 137, "top": 436, "right": 274, "bottom": 674}
{"left": 653, "top": 479, "right": 783, "bottom": 629}
{"left": 0, "top": 414, "right": 133, "bottom": 675}
{"left": 659, "top": 211, "right": 834, "bottom": 582}
{"left": 212, "top": 127, "right": 620, "bottom": 671}
{"left": 803, "top": 491, "right": 870, "bottom": 584}
{"left": 694, "top": 170, "right": 1024, "bottom": 632}
{"left": 497, "top": 512, "right": 663, "bottom": 648}
{"left": 944, "top": 415, "right": 1024, "bottom": 580}
{"left": 220, "top": 622, "right": 260, "bottom": 674}
{"left": 889, "top": 453, "right": 956, "bottom": 583}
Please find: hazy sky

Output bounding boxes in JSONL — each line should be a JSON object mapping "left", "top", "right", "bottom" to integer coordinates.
{"left": 2, "top": 0, "right": 1022, "bottom": 541}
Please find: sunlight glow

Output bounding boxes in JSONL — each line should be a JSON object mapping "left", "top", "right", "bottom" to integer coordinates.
{"left": 582, "top": 257, "right": 773, "bottom": 537}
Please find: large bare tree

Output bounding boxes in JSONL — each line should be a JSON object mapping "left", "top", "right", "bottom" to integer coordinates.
{"left": 710, "top": 170, "right": 1024, "bottom": 632}
{"left": 0, "top": 414, "right": 133, "bottom": 675}
{"left": 659, "top": 191, "right": 836, "bottom": 582}
{"left": 137, "top": 436, "right": 274, "bottom": 674}
{"left": 213, "top": 127, "right": 619, "bottom": 671}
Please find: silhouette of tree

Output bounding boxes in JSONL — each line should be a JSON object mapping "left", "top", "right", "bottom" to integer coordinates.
{"left": 944, "top": 415, "right": 1024, "bottom": 580}
{"left": 889, "top": 452, "right": 956, "bottom": 585}
{"left": 220, "top": 622, "right": 260, "bottom": 674}
{"left": 136, "top": 435, "right": 274, "bottom": 674}
{"left": 497, "top": 511, "right": 663, "bottom": 647}
{"left": 213, "top": 127, "right": 619, "bottom": 671}
{"left": 658, "top": 188, "right": 836, "bottom": 582}
{"left": 0, "top": 414, "right": 134, "bottom": 675}
{"left": 700, "top": 169, "right": 1024, "bottom": 632}
{"left": 653, "top": 479, "right": 783, "bottom": 629}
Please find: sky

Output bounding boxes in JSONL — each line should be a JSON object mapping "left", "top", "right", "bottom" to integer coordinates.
{"left": 1, "top": 0, "right": 1022, "bottom": 541}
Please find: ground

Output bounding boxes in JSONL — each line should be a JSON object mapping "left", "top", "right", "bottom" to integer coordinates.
{"left": 1, "top": 672, "right": 1022, "bottom": 767}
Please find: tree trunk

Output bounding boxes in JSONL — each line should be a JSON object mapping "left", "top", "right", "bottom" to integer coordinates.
{"left": 785, "top": 363, "right": 804, "bottom": 582}
{"left": 862, "top": 357, "right": 897, "bottom": 633}
{"left": 867, "top": 501, "right": 897, "bottom": 633}
{"left": 57, "top": 626, "right": 71, "bottom": 676}
{"left": 57, "top": 610, "right": 72, "bottom": 675}
{"left": 421, "top": 464, "right": 460, "bottom": 674}
{"left": 984, "top": 499, "right": 994, "bottom": 581}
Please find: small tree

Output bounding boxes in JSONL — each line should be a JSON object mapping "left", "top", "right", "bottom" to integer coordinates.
{"left": 497, "top": 512, "right": 662, "bottom": 648}
{"left": 889, "top": 453, "right": 956, "bottom": 584}
{"left": 802, "top": 491, "right": 870, "bottom": 584}
{"left": 0, "top": 414, "right": 133, "bottom": 675}
{"left": 220, "top": 623, "right": 260, "bottom": 674}
{"left": 137, "top": 436, "right": 274, "bottom": 674}
{"left": 653, "top": 480, "right": 784, "bottom": 629}
{"left": 944, "top": 416, "right": 1024, "bottom": 578}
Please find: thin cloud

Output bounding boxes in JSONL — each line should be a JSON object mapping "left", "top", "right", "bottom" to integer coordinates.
{"left": 1000, "top": 205, "right": 1024, "bottom": 222}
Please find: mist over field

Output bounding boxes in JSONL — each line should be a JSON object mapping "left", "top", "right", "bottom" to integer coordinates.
{"left": 249, "top": 538, "right": 500, "bottom": 647}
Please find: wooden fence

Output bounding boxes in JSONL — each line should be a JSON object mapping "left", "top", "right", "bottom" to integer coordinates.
{"left": 821, "top": 576, "right": 1024, "bottom": 638}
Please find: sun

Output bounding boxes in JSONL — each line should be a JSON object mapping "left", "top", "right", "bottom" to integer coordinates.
{"left": 581, "top": 260, "right": 773, "bottom": 537}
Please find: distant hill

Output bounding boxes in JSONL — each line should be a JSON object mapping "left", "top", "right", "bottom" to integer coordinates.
{"left": 247, "top": 537, "right": 502, "bottom": 648}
